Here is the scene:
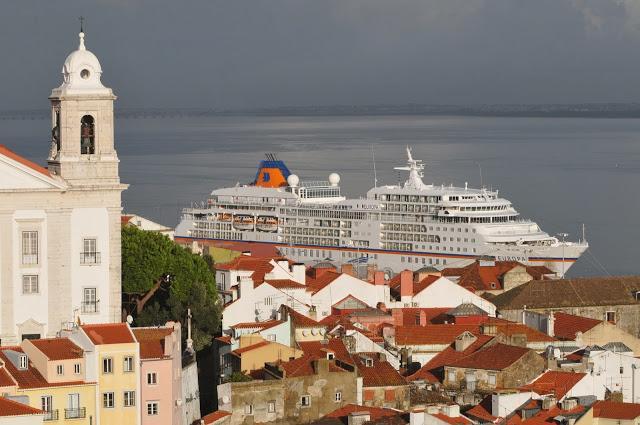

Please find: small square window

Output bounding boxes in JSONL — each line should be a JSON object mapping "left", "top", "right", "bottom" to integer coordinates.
{"left": 244, "top": 404, "right": 253, "bottom": 415}
{"left": 147, "top": 372, "right": 157, "bottom": 385}
{"left": 335, "top": 391, "right": 342, "bottom": 402}
{"left": 56, "top": 364, "right": 64, "bottom": 375}
{"left": 301, "top": 395, "right": 311, "bottom": 407}
{"left": 606, "top": 311, "right": 616, "bottom": 323}
{"left": 22, "top": 275, "right": 39, "bottom": 294}
{"left": 267, "top": 401, "right": 276, "bottom": 413}
{"left": 488, "top": 374, "right": 497, "bottom": 386}
{"left": 74, "top": 363, "right": 81, "bottom": 374}
{"left": 146, "top": 401, "right": 158, "bottom": 415}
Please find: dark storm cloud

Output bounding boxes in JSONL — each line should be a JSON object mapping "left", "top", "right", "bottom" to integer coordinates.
{"left": 1, "top": 0, "right": 639, "bottom": 109}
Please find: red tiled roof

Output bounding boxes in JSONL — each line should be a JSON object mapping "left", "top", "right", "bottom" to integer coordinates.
{"left": 215, "top": 336, "right": 232, "bottom": 345}
{"left": 394, "top": 308, "right": 451, "bottom": 326}
{"left": 231, "top": 320, "right": 284, "bottom": 331}
{"left": 231, "top": 341, "right": 271, "bottom": 356}
{"left": 82, "top": 323, "right": 135, "bottom": 345}
{"left": 132, "top": 328, "right": 174, "bottom": 359}
{"left": 282, "top": 306, "right": 323, "bottom": 328}
{"left": 121, "top": 215, "right": 134, "bottom": 225}
{"left": 297, "top": 339, "right": 353, "bottom": 364}
{"left": 553, "top": 312, "right": 602, "bottom": 340}
{"left": 278, "top": 355, "right": 347, "bottom": 377}
{"left": 0, "top": 347, "right": 87, "bottom": 390}
{"left": 215, "top": 256, "right": 278, "bottom": 284}
{"left": 465, "top": 395, "right": 498, "bottom": 422}
{"left": 521, "top": 371, "right": 586, "bottom": 399}
{"left": 305, "top": 271, "right": 343, "bottom": 294}
{"left": 352, "top": 353, "right": 407, "bottom": 387}
{"left": 484, "top": 318, "right": 557, "bottom": 343}
{"left": 430, "top": 413, "right": 473, "bottom": 425}
{"left": 28, "top": 338, "right": 84, "bottom": 360}
{"left": 263, "top": 279, "right": 306, "bottom": 290}
{"left": 0, "top": 396, "right": 42, "bottom": 417}
{"left": 520, "top": 404, "right": 585, "bottom": 425}
{"left": 0, "top": 144, "right": 51, "bottom": 177}
{"left": 442, "top": 260, "right": 553, "bottom": 292}
{"left": 592, "top": 401, "right": 640, "bottom": 420}
{"left": 389, "top": 274, "right": 440, "bottom": 296}
{"left": 448, "top": 343, "right": 530, "bottom": 370}
{"left": 324, "top": 404, "right": 401, "bottom": 421}
{"left": 0, "top": 367, "right": 16, "bottom": 388}
{"left": 408, "top": 335, "right": 494, "bottom": 382}
{"left": 202, "top": 410, "right": 231, "bottom": 424}
{"left": 395, "top": 325, "right": 478, "bottom": 345}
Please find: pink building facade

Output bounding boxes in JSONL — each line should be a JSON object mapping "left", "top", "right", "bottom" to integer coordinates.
{"left": 133, "top": 322, "right": 183, "bottom": 425}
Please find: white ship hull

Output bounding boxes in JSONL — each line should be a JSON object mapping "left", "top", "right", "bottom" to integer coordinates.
{"left": 175, "top": 150, "right": 588, "bottom": 276}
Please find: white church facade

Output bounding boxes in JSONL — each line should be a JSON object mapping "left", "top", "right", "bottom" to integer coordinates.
{"left": 0, "top": 30, "right": 126, "bottom": 345}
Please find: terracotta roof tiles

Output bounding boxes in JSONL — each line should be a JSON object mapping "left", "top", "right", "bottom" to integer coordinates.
{"left": 231, "top": 341, "right": 271, "bottom": 356}
{"left": 448, "top": 343, "right": 530, "bottom": 370}
{"left": 202, "top": 410, "right": 231, "bottom": 424}
{"left": 408, "top": 335, "right": 495, "bottom": 382}
{"left": 552, "top": 312, "right": 602, "bottom": 340}
{"left": 0, "top": 347, "right": 87, "bottom": 390}
{"left": 132, "top": 328, "right": 174, "bottom": 359}
{"left": 430, "top": 413, "right": 473, "bottom": 425}
{"left": 0, "top": 396, "right": 42, "bottom": 417}
{"left": 28, "top": 338, "right": 84, "bottom": 360}
{"left": 521, "top": 371, "right": 586, "bottom": 399}
{"left": 0, "top": 144, "right": 51, "bottom": 177}
{"left": 492, "top": 276, "right": 640, "bottom": 310}
{"left": 395, "top": 325, "right": 478, "bottom": 345}
{"left": 352, "top": 354, "right": 407, "bottom": 387}
{"left": 592, "top": 401, "right": 640, "bottom": 420}
{"left": 324, "top": 404, "right": 402, "bottom": 421}
{"left": 82, "top": 323, "right": 135, "bottom": 345}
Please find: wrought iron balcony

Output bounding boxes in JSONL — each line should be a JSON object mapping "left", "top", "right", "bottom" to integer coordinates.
{"left": 81, "top": 300, "right": 99, "bottom": 314}
{"left": 43, "top": 410, "right": 59, "bottom": 421}
{"left": 80, "top": 252, "right": 101, "bottom": 265}
{"left": 65, "top": 407, "right": 86, "bottom": 419}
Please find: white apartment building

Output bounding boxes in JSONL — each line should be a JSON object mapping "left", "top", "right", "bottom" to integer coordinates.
{"left": 0, "top": 29, "right": 126, "bottom": 344}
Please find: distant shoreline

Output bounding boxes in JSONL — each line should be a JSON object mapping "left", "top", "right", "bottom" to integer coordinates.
{"left": 3, "top": 103, "right": 640, "bottom": 120}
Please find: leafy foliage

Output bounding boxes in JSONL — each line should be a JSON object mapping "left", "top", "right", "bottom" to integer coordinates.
{"left": 228, "top": 372, "right": 253, "bottom": 382}
{"left": 121, "top": 225, "right": 221, "bottom": 351}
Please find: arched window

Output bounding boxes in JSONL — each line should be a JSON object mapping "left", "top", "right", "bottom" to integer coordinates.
{"left": 80, "top": 115, "right": 95, "bottom": 154}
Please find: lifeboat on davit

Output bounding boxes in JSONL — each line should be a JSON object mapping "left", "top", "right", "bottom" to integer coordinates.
{"left": 233, "top": 215, "right": 255, "bottom": 230}
{"left": 256, "top": 216, "right": 278, "bottom": 232}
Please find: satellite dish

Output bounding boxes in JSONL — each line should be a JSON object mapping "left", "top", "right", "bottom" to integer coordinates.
{"left": 126, "top": 315, "right": 133, "bottom": 325}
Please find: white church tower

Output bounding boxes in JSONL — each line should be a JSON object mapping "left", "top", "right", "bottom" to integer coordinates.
{"left": 0, "top": 28, "right": 126, "bottom": 344}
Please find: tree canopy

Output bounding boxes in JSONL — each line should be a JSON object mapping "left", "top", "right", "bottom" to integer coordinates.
{"left": 121, "top": 225, "right": 221, "bottom": 351}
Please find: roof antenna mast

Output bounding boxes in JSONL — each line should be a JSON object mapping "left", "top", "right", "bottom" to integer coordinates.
{"left": 371, "top": 145, "right": 378, "bottom": 188}
{"left": 79, "top": 16, "right": 85, "bottom": 33}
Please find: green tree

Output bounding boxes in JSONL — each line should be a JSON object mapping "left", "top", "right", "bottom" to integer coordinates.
{"left": 121, "top": 225, "right": 221, "bottom": 351}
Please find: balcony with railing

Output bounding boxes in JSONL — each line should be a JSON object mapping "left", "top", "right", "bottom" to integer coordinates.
{"left": 43, "top": 410, "right": 59, "bottom": 421}
{"left": 80, "top": 252, "right": 101, "bottom": 265}
{"left": 81, "top": 300, "right": 99, "bottom": 314}
{"left": 65, "top": 407, "right": 86, "bottom": 419}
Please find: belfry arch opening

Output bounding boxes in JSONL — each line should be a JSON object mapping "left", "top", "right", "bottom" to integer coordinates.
{"left": 80, "top": 115, "right": 95, "bottom": 154}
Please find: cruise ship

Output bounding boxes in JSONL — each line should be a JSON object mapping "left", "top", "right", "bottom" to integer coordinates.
{"left": 175, "top": 149, "right": 588, "bottom": 276}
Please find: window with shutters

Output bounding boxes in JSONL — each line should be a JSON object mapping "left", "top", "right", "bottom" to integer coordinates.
{"left": 22, "top": 275, "right": 39, "bottom": 294}
{"left": 22, "top": 231, "right": 38, "bottom": 265}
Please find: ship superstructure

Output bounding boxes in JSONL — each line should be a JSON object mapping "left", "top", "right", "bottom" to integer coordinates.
{"left": 175, "top": 149, "right": 588, "bottom": 275}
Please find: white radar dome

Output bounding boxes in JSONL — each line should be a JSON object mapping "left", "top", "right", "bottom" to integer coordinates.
{"left": 329, "top": 173, "right": 340, "bottom": 186}
{"left": 287, "top": 174, "right": 300, "bottom": 187}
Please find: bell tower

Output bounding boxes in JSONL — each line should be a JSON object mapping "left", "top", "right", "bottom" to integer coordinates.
{"left": 47, "top": 28, "right": 120, "bottom": 186}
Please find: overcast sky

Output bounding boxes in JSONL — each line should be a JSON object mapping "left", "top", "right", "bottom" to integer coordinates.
{"left": 2, "top": 0, "right": 640, "bottom": 110}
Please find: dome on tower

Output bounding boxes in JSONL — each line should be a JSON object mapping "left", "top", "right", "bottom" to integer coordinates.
{"left": 52, "top": 31, "right": 112, "bottom": 97}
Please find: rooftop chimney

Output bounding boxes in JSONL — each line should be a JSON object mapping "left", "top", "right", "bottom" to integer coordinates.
{"left": 400, "top": 270, "right": 413, "bottom": 299}
{"left": 374, "top": 271, "right": 386, "bottom": 285}
{"left": 341, "top": 264, "right": 355, "bottom": 277}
